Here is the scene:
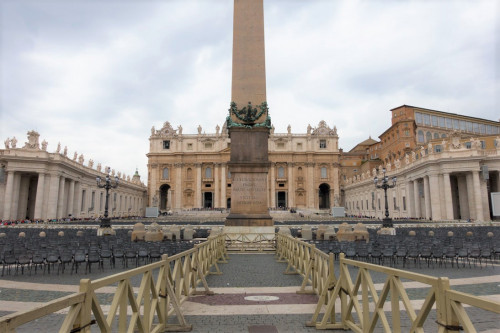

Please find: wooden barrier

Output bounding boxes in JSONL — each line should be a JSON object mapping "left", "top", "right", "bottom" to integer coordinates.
{"left": 0, "top": 234, "right": 226, "bottom": 333}
{"left": 225, "top": 232, "right": 276, "bottom": 252}
{"left": 276, "top": 234, "right": 500, "bottom": 332}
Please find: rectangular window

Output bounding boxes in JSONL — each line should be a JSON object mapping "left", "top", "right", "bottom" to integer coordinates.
{"left": 473, "top": 123, "right": 479, "bottom": 133}
{"left": 486, "top": 125, "right": 492, "bottom": 134}
{"left": 435, "top": 145, "right": 442, "bottom": 153}
{"left": 319, "top": 140, "right": 326, "bottom": 148}
{"left": 277, "top": 142, "right": 285, "bottom": 149}
{"left": 321, "top": 167, "right": 327, "bottom": 179}
{"left": 431, "top": 115, "right": 438, "bottom": 127}
{"left": 204, "top": 142, "right": 213, "bottom": 149}
{"left": 479, "top": 124, "right": 486, "bottom": 134}
{"left": 465, "top": 142, "right": 471, "bottom": 149}
{"left": 187, "top": 143, "right": 193, "bottom": 150}
{"left": 460, "top": 120, "right": 466, "bottom": 131}
{"left": 480, "top": 141, "right": 486, "bottom": 149}
{"left": 438, "top": 117, "right": 445, "bottom": 127}
{"left": 163, "top": 140, "right": 170, "bottom": 149}
{"left": 415, "top": 112, "right": 422, "bottom": 124}
{"left": 446, "top": 118, "right": 453, "bottom": 129}
{"left": 467, "top": 121, "right": 473, "bottom": 132}
{"left": 453, "top": 119, "right": 459, "bottom": 129}
{"left": 423, "top": 114, "right": 430, "bottom": 126}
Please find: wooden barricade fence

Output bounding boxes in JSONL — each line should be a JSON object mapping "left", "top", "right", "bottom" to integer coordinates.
{"left": 276, "top": 234, "right": 500, "bottom": 332}
{"left": 225, "top": 232, "right": 276, "bottom": 252}
{"left": 0, "top": 234, "right": 227, "bottom": 333}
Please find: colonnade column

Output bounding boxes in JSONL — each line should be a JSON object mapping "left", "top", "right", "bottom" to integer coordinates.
{"left": 413, "top": 179, "right": 421, "bottom": 218}
{"left": 423, "top": 176, "right": 431, "bottom": 219}
{"left": 214, "top": 163, "right": 220, "bottom": 208}
{"left": 428, "top": 173, "right": 441, "bottom": 220}
{"left": 288, "top": 162, "right": 295, "bottom": 208}
{"left": 67, "top": 180, "right": 75, "bottom": 217}
{"left": 34, "top": 173, "right": 46, "bottom": 220}
{"left": 442, "top": 173, "right": 454, "bottom": 220}
{"left": 175, "top": 163, "right": 182, "bottom": 211}
{"left": 472, "top": 170, "right": 484, "bottom": 221}
{"left": 221, "top": 164, "right": 227, "bottom": 209}
{"left": 47, "top": 173, "right": 60, "bottom": 219}
{"left": 195, "top": 163, "right": 202, "bottom": 208}
{"left": 2, "top": 171, "right": 15, "bottom": 220}
{"left": 74, "top": 182, "right": 81, "bottom": 219}
{"left": 56, "top": 176, "right": 65, "bottom": 219}
{"left": 407, "top": 180, "right": 414, "bottom": 217}
{"left": 270, "top": 163, "right": 276, "bottom": 208}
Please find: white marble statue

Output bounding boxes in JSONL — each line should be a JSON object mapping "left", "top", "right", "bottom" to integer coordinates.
{"left": 41, "top": 140, "right": 48, "bottom": 151}
{"left": 56, "top": 142, "right": 61, "bottom": 153}
{"left": 10, "top": 137, "right": 17, "bottom": 148}
{"left": 4, "top": 138, "right": 10, "bottom": 149}
{"left": 73, "top": 152, "right": 78, "bottom": 161}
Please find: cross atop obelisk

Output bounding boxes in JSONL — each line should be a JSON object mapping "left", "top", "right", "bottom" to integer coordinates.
{"left": 225, "top": 0, "right": 272, "bottom": 227}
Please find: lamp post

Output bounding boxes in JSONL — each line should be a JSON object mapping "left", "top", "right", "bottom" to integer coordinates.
{"left": 96, "top": 171, "right": 119, "bottom": 230}
{"left": 374, "top": 167, "right": 397, "bottom": 228}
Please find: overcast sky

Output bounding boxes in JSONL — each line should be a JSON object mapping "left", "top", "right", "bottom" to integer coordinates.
{"left": 1, "top": 0, "right": 499, "bottom": 182}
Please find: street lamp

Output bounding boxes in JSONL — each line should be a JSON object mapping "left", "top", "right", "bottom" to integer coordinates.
{"left": 374, "top": 167, "right": 397, "bottom": 228}
{"left": 96, "top": 171, "right": 119, "bottom": 230}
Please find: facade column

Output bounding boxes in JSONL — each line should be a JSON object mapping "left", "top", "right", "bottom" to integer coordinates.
{"left": 2, "top": 171, "right": 15, "bottom": 220}
{"left": 428, "top": 173, "right": 442, "bottom": 220}
{"left": 175, "top": 164, "right": 182, "bottom": 211}
{"left": 460, "top": 175, "right": 471, "bottom": 220}
{"left": 214, "top": 163, "right": 220, "bottom": 208}
{"left": 67, "top": 180, "right": 75, "bottom": 217}
{"left": 442, "top": 173, "right": 454, "bottom": 220}
{"left": 74, "top": 182, "right": 82, "bottom": 218}
{"left": 472, "top": 170, "right": 484, "bottom": 221}
{"left": 195, "top": 163, "right": 202, "bottom": 209}
{"left": 56, "top": 176, "right": 65, "bottom": 219}
{"left": 413, "top": 179, "right": 421, "bottom": 218}
{"left": 423, "top": 176, "right": 432, "bottom": 219}
{"left": 34, "top": 173, "right": 46, "bottom": 220}
{"left": 307, "top": 163, "right": 315, "bottom": 208}
{"left": 221, "top": 164, "right": 227, "bottom": 209}
{"left": 270, "top": 163, "right": 276, "bottom": 208}
{"left": 288, "top": 163, "right": 295, "bottom": 208}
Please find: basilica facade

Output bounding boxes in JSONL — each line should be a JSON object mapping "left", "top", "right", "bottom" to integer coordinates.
{"left": 147, "top": 121, "right": 341, "bottom": 212}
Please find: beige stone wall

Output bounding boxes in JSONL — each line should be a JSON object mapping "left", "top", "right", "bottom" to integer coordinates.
{"left": 147, "top": 121, "right": 340, "bottom": 211}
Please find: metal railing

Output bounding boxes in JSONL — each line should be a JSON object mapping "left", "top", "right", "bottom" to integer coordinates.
{"left": 0, "top": 234, "right": 227, "bottom": 333}
{"left": 276, "top": 233, "right": 500, "bottom": 332}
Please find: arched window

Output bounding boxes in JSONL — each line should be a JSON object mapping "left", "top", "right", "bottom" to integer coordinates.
{"left": 187, "top": 168, "right": 193, "bottom": 179}
{"left": 426, "top": 131, "right": 432, "bottom": 142}
{"left": 441, "top": 133, "right": 446, "bottom": 138}
{"left": 321, "top": 167, "right": 327, "bottom": 179}
{"left": 278, "top": 166, "right": 285, "bottom": 178}
{"left": 162, "top": 167, "right": 169, "bottom": 179}
{"left": 418, "top": 130, "right": 424, "bottom": 142}
{"left": 434, "top": 133, "right": 439, "bottom": 139}
{"left": 205, "top": 167, "right": 212, "bottom": 178}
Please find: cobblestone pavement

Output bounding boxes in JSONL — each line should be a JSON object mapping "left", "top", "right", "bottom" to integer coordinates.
{"left": 0, "top": 253, "right": 499, "bottom": 332}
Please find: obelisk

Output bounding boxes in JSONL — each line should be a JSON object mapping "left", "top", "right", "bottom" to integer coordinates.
{"left": 225, "top": 0, "right": 273, "bottom": 227}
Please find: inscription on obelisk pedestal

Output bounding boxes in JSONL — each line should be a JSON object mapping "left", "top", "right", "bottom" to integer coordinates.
{"left": 225, "top": 0, "right": 272, "bottom": 227}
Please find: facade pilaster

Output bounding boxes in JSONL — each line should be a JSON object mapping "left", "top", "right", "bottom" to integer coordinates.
{"left": 175, "top": 164, "right": 182, "bottom": 211}
{"left": 472, "top": 170, "right": 484, "bottom": 221}
{"left": 67, "top": 180, "right": 75, "bottom": 217}
{"left": 270, "top": 163, "right": 276, "bottom": 208}
{"left": 413, "top": 179, "right": 421, "bottom": 218}
{"left": 428, "top": 173, "right": 441, "bottom": 220}
{"left": 195, "top": 163, "right": 202, "bottom": 208}
{"left": 288, "top": 163, "right": 295, "bottom": 208}
{"left": 307, "top": 163, "right": 315, "bottom": 208}
{"left": 423, "top": 176, "right": 431, "bottom": 219}
{"left": 34, "top": 173, "right": 46, "bottom": 220}
{"left": 214, "top": 163, "right": 220, "bottom": 208}
{"left": 221, "top": 164, "right": 227, "bottom": 209}
{"left": 442, "top": 173, "right": 454, "bottom": 220}
{"left": 2, "top": 171, "right": 15, "bottom": 220}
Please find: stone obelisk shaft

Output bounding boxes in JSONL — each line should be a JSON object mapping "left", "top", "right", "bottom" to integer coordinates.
{"left": 231, "top": 0, "right": 266, "bottom": 106}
